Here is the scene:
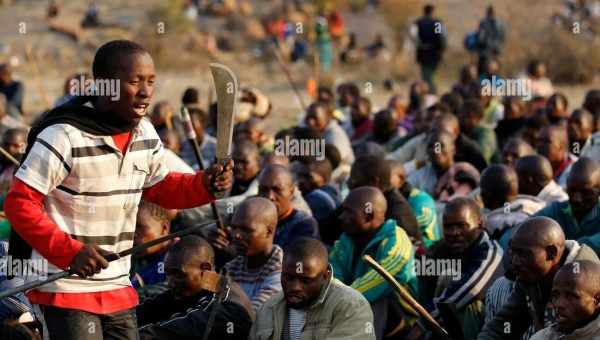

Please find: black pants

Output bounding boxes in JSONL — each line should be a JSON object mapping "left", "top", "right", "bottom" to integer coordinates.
{"left": 42, "top": 305, "right": 139, "bottom": 340}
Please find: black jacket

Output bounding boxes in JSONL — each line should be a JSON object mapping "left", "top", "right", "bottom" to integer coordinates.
{"left": 137, "top": 281, "right": 254, "bottom": 340}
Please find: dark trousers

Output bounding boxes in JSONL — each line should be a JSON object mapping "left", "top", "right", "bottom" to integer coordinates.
{"left": 420, "top": 63, "right": 438, "bottom": 94}
{"left": 42, "top": 305, "right": 139, "bottom": 340}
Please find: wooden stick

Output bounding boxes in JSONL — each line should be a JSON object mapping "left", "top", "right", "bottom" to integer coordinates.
{"left": 272, "top": 44, "right": 307, "bottom": 110}
{"left": 0, "top": 145, "right": 20, "bottom": 166}
{"left": 362, "top": 255, "right": 450, "bottom": 339}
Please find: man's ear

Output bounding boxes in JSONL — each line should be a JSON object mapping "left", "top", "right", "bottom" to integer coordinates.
{"left": 546, "top": 244, "right": 559, "bottom": 261}
{"left": 594, "top": 292, "right": 600, "bottom": 307}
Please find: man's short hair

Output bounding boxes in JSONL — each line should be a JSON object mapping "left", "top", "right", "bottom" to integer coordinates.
{"left": 92, "top": 40, "right": 148, "bottom": 79}
{"left": 284, "top": 237, "right": 328, "bottom": 265}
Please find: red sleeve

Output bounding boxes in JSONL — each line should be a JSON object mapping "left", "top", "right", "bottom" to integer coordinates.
{"left": 142, "top": 172, "right": 215, "bottom": 209}
{"left": 4, "top": 179, "right": 83, "bottom": 270}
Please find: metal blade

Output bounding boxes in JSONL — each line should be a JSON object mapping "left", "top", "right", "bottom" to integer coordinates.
{"left": 209, "top": 63, "right": 237, "bottom": 162}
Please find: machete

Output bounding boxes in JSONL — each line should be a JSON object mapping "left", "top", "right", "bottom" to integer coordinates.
{"left": 209, "top": 63, "right": 237, "bottom": 199}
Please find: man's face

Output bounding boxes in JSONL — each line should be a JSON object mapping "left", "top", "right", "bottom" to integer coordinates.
{"left": 0, "top": 65, "right": 10, "bottom": 85}
{"left": 164, "top": 251, "right": 213, "bottom": 299}
{"left": 551, "top": 271, "right": 600, "bottom": 333}
{"left": 231, "top": 213, "right": 271, "bottom": 257}
{"left": 567, "top": 176, "right": 599, "bottom": 220}
{"left": 457, "top": 111, "right": 477, "bottom": 134}
{"left": 502, "top": 143, "right": 525, "bottom": 168}
{"left": 568, "top": 116, "right": 590, "bottom": 146}
{"left": 537, "top": 129, "right": 564, "bottom": 163}
{"left": 232, "top": 148, "right": 259, "bottom": 182}
{"left": 350, "top": 102, "right": 369, "bottom": 127}
{"left": 389, "top": 166, "right": 404, "bottom": 190}
{"left": 547, "top": 98, "right": 567, "bottom": 121}
{"left": 297, "top": 164, "right": 323, "bottom": 195}
{"left": 427, "top": 136, "right": 454, "bottom": 171}
{"left": 258, "top": 173, "right": 294, "bottom": 217}
{"left": 3, "top": 133, "right": 25, "bottom": 159}
{"left": 509, "top": 236, "right": 554, "bottom": 283}
{"left": 103, "top": 52, "right": 155, "bottom": 125}
{"left": 281, "top": 256, "right": 330, "bottom": 309}
{"left": 442, "top": 207, "right": 481, "bottom": 254}
{"left": 134, "top": 209, "right": 169, "bottom": 256}
{"left": 305, "top": 107, "right": 328, "bottom": 133}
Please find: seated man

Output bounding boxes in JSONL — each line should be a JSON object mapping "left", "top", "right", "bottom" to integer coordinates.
{"left": 257, "top": 164, "right": 320, "bottom": 249}
{"left": 516, "top": 155, "right": 569, "bottom": 204}
{"left": 458, "top": 98, "right": 498, "bottom": 163}
{"left": 225, "top": 197, "right": 283, "bottom": 311}
{"left": 420, "top": 197, "right": 504, "bottom": 340}
{"left": 530, "top": 260, "right": 600, "bottom": 340}
{"left": 388, "top": 159, "right": 440, "bottom": 248}
{"left": 536, "top": 125, "right": 577, "bottom": 187}
{"left": 131, "top": 201, "right": 177, "bottom": 302}
{"left": 535, "top": 157, "right": 600, "bottom": 255}
{"left": 207, "top": 164, "right": 320, "bottom": 261}
{"left": 501, "top": 137, "right": 535, "bottom": 169}
{"left": 478, "top": 216, "right": 600, "bottom": 339}
{"left": 481, "top": 165, "right": 546, "bottom": 249}
{"left": 249, "top": 238, "right": 375, "bottom": 340}
{"left": 407, "top": 130, "right": 455, "bottom": 197}
{"left": 347, "top": 155, "right": 420, "bottom": 241}
{"left": 137, "top": 236, "right": 254, "bottom": 340}
{"left": 296, "top": 158, "right": 341, "bottom": 232}
{"left": 330, "top": 186, "right": 419, "bottom": 339}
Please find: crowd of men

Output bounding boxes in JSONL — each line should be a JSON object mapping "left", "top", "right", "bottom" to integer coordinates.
{"left": 2, "top": 3, "right": 600, "bottom": 340}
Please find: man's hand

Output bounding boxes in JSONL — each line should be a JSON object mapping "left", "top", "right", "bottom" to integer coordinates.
{"left": 69, "top": 244, "right": 111, "bottom": 278}
{"left": 203, "top": 159, "right": 234, "bottom": 196}
{"left": 204, "top": 225, "right": 233, "bottom": 251}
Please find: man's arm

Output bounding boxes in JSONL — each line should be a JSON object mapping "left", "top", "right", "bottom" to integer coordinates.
{"left": 351, "top": 228, "right": 415, "bottom": 303}
{"left": 327, "top": 294, "right": 376, "bottom": 340}
{"left": 138, "top": 301, "right": 252, "bottom": 340}
{"left": 477, "top": 282, "right": 531, "bottom": 340}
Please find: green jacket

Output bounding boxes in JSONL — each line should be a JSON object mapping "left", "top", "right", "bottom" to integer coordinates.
{"left": 535, "top": 201, "right": 600, "bottom": 256}
{"left": 248, "top": 277, "right": 376, "bottom": 340}
{"left": 468, "top": 125, "right": 498, "bottom": 163}
{"left": 329, "top": 219, "right": 419, "bottom": 321}
{"left": 406, "top": 186, "right": 440, "bottom": 248}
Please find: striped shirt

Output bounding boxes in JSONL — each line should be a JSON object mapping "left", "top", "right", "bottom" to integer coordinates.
{"left": 15, "top": 118, "right": 169, "bottom": 293}
{"left": 283, "top": 308, "right": 306, "bottom": 340}
{"left": 431, "top": 232, "right": 504, "bottom": 318}
{"left": 224, "top": 245, "right": 283, "bottom": 311}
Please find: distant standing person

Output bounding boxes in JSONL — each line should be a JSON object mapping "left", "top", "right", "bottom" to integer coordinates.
{"left": 412, "top": 4, "right": 447, "bottom": 93}
{"left": 476, "top": 6, "right": 505, "bottom": 74}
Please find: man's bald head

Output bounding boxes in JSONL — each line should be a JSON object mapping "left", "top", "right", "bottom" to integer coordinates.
{"left": 434, "top": 113, "right": 460, "bottom": 138}
{"left": 516, "top": 155, "right": 553, "bottom": 196}
{"left": 567, "top": 157, "right": 600, "bottom": 221}
{"left": 340, "top": 186, "right": 388, "bottom": 238}
{"left": 537, "top": 125, "right": 568, "bottom": 165}
{"left": 259, "top": 164, "right": 295, "bottom": 188}
{"left": 568, "top": 157, "right": 600, "bottom": 188}
{"left": 234, "top": 197, "right": 278, "bottom": 230}
{"left": 513, "top": 216, "right": 566, "bottom": 248}
{"left": 552, "top": 260, "right": 600, "bottom": 332}
{"left": 510, "top": 216, "right": 566, "bottom": 283}
{"left": 502, "top": 137, "right": 535, "bottom": 168}
{"left": 480, "top": 164, "right": 518, "bottom": 210}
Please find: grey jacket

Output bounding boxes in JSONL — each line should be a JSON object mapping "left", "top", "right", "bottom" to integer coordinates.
{"left": 478, "top": 241, "right": 600, "bottom": 340}
{"left": 530, "top": 313, "right": 600, "bottom": 340}
{"left": 248, "top": 277, "right": 376, "bottom": 340}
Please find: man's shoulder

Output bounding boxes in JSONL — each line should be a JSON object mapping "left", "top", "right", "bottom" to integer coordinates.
{"left": 326, "top": 278, "right": 370, "bottom": 308}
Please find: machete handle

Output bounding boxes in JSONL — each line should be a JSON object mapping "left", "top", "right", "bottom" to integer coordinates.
{"left": 212, "top": 157, "right": 231, "bottom": 199}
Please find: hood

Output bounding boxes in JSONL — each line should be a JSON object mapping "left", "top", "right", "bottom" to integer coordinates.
{"left": 484, "top": 195, "right": 546, "bottom": 237}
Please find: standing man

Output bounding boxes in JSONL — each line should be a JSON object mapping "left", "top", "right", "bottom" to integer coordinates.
{"left": 0, "top": 63, "right": 25, "bottom": 117}
{"left": 4, "top": 40, "right": 233, "bottom": 340}
{"left": 412, "top": 4, "right": 447, "bottom": 93}
{"left": 476, "top": 6, "right": 505, "bottom": 75}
